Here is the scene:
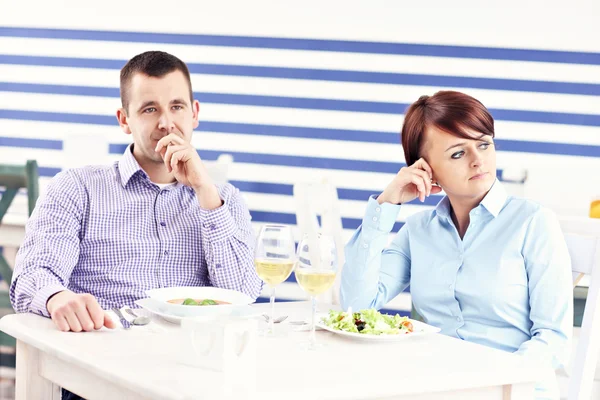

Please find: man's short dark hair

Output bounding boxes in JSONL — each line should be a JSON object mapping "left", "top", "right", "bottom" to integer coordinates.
{"left": 120, "top": 51, "right": 193, "bottom": 114}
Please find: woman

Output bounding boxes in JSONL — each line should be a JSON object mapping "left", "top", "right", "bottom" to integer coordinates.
{"left": 341, "top": 91, "right": 572, "bottom": 399}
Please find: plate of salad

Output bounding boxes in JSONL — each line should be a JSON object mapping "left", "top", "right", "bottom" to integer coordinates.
{"left": 317, "top": 309, "right": 440, "bottom": 341}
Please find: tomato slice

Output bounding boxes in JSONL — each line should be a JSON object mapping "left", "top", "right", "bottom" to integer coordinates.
{"left": 401, "top": 320, "right": 414, "bottom": 332}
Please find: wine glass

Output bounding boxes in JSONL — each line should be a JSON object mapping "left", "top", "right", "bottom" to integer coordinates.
{"left": 254, "top": 224, "right": 296, "bottom": 336}
{"left": 295, "top": 233, "right": 337, "bottom": 349}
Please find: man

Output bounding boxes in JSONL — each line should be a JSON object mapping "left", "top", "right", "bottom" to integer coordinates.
{"left": 10, "top": 51, "right": 262, "bottom": 334}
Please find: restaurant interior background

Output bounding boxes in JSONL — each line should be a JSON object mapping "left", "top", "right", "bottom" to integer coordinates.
{"left": 0, "top": 0, "right": 599, "bottom": 397}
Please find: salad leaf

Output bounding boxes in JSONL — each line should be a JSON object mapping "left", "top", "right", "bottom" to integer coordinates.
{"left": 322, "top": 309, "right": 414, "bottom": 335}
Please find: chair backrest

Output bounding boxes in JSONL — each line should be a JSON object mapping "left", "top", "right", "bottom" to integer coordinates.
{"left": 293, "top": 178, "right": 345, "bottom": 305}
{"left": 0, "top": 160, "right": 39, "bottom": 220}
{"left": 0, "top": 160, "right": 40, "bottom": 285}
{"left": 500, "top": 167, "right": 527, "bottom": 198}
{"left": 524, "top": 167, "right": 598, "bottom": 217}
{"left": 558, "top": 216, "right": 600, "bottom": 400}
{"left": 204, "top": 154, "right": 233, "bottom": 185}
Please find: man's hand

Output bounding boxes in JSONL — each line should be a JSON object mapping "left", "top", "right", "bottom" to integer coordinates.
{"left": 155, "top": 133, "right": 212, "bottom": 190}
{"left": 46, "top": 290, "right": 116, "bottom": 332}
{"left": 155, "top": 133, "right": 223, "bottom": 209}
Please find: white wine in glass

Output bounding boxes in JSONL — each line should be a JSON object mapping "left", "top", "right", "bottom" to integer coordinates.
{"left": 295, "top": 233, "right": 337, "bottom": 350}
{"left": 295, "top": 270, "right": 336, "bottom": 296}
{"left": 255, "top": 259, "right": 295, "bottom": 286}
{"left": 255, "top": 225, "right": 296, "bottom": 336}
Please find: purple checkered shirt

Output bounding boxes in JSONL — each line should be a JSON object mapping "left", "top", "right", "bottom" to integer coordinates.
{"left": 10, "top": 145, "right": 262, "bottom": 317}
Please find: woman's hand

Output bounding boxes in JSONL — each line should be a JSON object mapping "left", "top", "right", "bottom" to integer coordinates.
{"left": 377, "top": 158, "right": 442, "bottom": 205}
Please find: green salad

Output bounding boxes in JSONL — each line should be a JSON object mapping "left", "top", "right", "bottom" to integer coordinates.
{"left": 321, "top": 309, "right": 414, "bottom": 335}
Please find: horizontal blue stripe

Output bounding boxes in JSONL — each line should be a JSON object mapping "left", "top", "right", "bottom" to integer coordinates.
{"left": 189, "top": 66, "right": 600, "bottom": 97}
{"left": 231, "top": 180, "right": 294, "bottom": 196}
{"left": 230, "top": 180, "right": 444, "bottom": 207}
{"left": 280, "top": 272, "right": 413, "bottom": 288}
{"left": 254, "top": 297, "right": 299, "bottom": 304}
{"left": 1, "top": 27, "right": 599, "bottom": 65}
{"left": 496, "top": 139, "right": 600, "bottom": 158}
{"left": 202, "top": 121, "right": 394, "bottom": 143}
{"left": 0, "top": 136, "right": 62, "bottom": 150}
{"left": 1, "top": 58, "right": 600, "bottom": 97}
{"left": 204, "top": 151, "right": 401, "bottom": 174}
{"left": 251, "top": 210, "right": 405, "bottom": 232}
{"left": 254, "top": 299, "right": 411, "bottom": 315}
{"left": 255, "top": 298, "right": 411, "bottom": 315}
{"left": 38, "top": 167, "right": 61, "bottom": 177}
{"left": 2, "top": 82, "right": 600, "bottom": 128}
{"left": 108, "top": 143, "right": 403, "bottom": 174}
{"left": 2, "top": 109, "right": 599, "bottom": 159}
{"left": 0, "top": 109, "right": 115, "bottom": 126}
{"left": 380, "top": 309, "right": 411, "bottom": 316}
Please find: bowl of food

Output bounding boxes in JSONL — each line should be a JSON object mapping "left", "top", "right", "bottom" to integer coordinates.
{"left": 143, "top": 286, "right": 255, "bottom": 318}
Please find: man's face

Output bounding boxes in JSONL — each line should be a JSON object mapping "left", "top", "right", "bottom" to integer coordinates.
{"left": 117, "top": 70, "right": 199, "bottom": 164}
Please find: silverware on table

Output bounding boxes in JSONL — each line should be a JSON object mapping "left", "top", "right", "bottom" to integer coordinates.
{"left": 112, "top": 308, "right": 131, "bottom": 329}
{"left": 262, "top": 314, "right": 288, "bottom": 324}
{"left": 125, "top": 308, "right": 151, "bottom": 326}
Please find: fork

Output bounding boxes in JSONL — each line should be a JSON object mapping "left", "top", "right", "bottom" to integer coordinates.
{"left": 112, "top": 308, "right": 131, "bottom": 329}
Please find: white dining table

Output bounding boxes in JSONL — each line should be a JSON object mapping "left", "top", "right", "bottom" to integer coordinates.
{"left": 0, "top": 301, "right": 546, "bottom": 400}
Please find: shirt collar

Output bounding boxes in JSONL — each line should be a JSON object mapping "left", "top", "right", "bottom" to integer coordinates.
{"left": 117, "top": 144, "right": 145, "bottom": 187}
{"left": 434, "top": 196, "right": 452, "bottom": 220}
{"left": 479, "top": 179, "right": 507, "bottom": 218}
{"left": 434, "top": 178, "right": 508, "bottom": 220}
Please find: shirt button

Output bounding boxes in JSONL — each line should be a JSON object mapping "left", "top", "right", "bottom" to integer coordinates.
{"left": 448, "top": 285, "right": 452, "bottom": 290}
{"left": 456, "top": 317, "right": 461, "bottom": 322}
{"left": 362, "top": 243, "right": 369, "bottom": 249}
{"left": 160, "top": 222, "right": 166, "bottom": 227}
{"left": 372, "top": 216, "right": 378, "bottom": 222}
{"left": 375, "top": 207, "right": 381, "bottom": 212}
{"left": 164, "top": 250, "right": 169, "bottom": 256}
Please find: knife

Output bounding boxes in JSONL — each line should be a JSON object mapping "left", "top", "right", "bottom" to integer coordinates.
{"left": 112, "top": 307, "right": 131, "bottom": 329}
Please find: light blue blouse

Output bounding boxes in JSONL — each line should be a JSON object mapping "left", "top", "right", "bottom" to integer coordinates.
{"left": 341, "top": 180, "right": 572, "bottom": 398}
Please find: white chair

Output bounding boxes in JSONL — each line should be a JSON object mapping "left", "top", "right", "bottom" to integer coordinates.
{"left": 523, "top": 167, "right": 598, "bottom": 217}
{"left": 293, "top": 178, "right": 344, "bottom": 305}
{"left": 500, "top": 167, "right": 527, "bottom": 198}
{"left": 557, "top": 216, "right": 600, "bottom": 400}
{"left": 63, "top": 133, "right": 110, "bottom": 169}
{"left": 204, "top": 154, "right": 233, "bottom": 185}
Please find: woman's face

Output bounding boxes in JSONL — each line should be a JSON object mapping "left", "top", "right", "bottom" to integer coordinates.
{"left": 421, "top": 125, "right": 497, "bottom": 202}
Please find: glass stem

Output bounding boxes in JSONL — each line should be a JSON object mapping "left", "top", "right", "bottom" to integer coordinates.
{"left": 269, "top": 285, "right": 276, "bottom": 334}
{"left": 309, "top": 296, "right": 317, "bottom": 348}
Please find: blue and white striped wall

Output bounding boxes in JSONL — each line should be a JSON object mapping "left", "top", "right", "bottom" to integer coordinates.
{"left": 1, "top": 1, "right": 599, "bottom": 315}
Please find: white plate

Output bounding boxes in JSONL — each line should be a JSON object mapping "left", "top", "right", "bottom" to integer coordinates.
{"left": 135, "top": 298, "right": 263, "bottom": 324}
{"left": 144, "top": 286, "right": 255, "bottom": 318}
{"left": 316, "top": 314, "right": 441, "bottom": 342}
